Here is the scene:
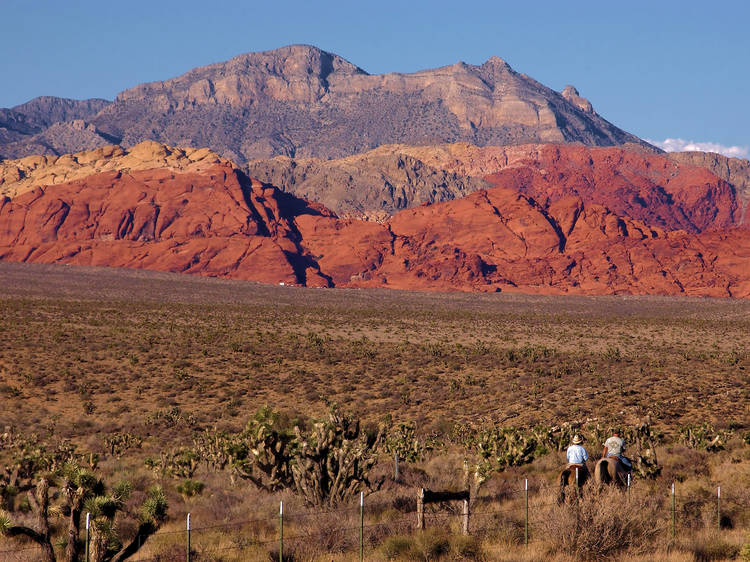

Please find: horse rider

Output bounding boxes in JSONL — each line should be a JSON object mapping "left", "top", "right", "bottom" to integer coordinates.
{"left": 602, "top": 430, "right": 633, "bottom": 471}
{"left": 566, "top": 434, "right": 589, "bottom": 481}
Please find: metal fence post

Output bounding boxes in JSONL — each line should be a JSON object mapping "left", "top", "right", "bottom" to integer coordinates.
{"left": 524, "top": 478, "right": 529, "bottom": 548}
{"left": 279, "top": 501, "right": 284, "bottom": 562}
{"left": 360, "top": 491, "right": 364, "bottom": 562}
{"left": 717, "top": 486, "right": 721, "bottom": 532}
{"left": 671, "top": 482, "right": 676, "bottom": 542}
{"left": 85, "top": 512, "right": 90, "bottom": 562}
{"left": 462, "top": 498, "right": 470, "bottom": 535}
{"left": 627, "top": 473, "right": 631, "bottom": 499}
{"left": 417, "top": 488, "right": 425, "bottom": 530}
{"left": 186, "top": 513, "right": 191, "bottom": 562}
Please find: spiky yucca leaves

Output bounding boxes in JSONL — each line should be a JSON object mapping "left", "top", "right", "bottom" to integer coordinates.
{"left": 108, "top": 487, "right": 167, "bottom": 561}
{"left": 139, "top": 486, "right": 168, "bottom": 525}
{"left": 84, "top": 483, "right": 168, "bottom": 562}
{"left": 86, "top": 480, "right": 132, "bottom": 562}
{"left": 291, "top": 409, "right": 383, "bottom": 506}
{"left": 62, "top": 463, "right": 105, "bottom": 562}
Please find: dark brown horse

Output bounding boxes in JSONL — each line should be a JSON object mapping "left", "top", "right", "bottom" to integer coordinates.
{"left": 558, "top": 463, "right": 590, "bottom": 502}
{"left": 594, "top": 456, "right": 631, "bottom": 487}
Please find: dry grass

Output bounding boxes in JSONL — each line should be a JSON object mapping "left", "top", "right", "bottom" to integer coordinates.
{"left": 538, "top": 487, "right": 663, "bottom": 559}
{"left": 0, "top": 262, "right": 748, "bottom": 560}
{"left": 0, "top": 262, "right": 747, "bottom": 446}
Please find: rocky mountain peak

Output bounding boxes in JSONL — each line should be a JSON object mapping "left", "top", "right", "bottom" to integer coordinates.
{"left": 561, "top": 85, "right": 594, "bottom": 114}
{"left": 482, "top": 55, "right": 511, "bottom": 70}
{"left": 222, "top": 44, "right": 367, "bottom": 81}
{"left": 3, "top": 46, "right": 649, "bottom": 162}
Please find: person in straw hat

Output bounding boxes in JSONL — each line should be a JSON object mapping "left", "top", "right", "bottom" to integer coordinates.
{"left": 566, "top": 434, "right": 589, "bottom": 466}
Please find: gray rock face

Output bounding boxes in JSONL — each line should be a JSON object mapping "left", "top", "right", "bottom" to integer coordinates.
{"left": 247, "top": 146, "right": 492, "bottom": 219}
{"left": 12, "top": 96, "right": 110, "bottom": 128}
{"left": 0, "top": 97, "right": 113, "bottom": 159}
{"left": 0, "top": 109, "right": 40, "bottom": 147}
{"left": 1, "top": 45, "right": 649, "bottom": 163}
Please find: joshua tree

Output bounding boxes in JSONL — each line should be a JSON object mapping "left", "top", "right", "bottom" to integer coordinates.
{"left": 198, "top": 406, "right": 383, "bottom": 506}
{"left": 291, "top": 409, "right": 383, "bottom": 506}
{"left": 0, "top": 476, "right": 55, "bottom": 562}
{"left": 1, "top": 446, "right": 168, "bottom": 562}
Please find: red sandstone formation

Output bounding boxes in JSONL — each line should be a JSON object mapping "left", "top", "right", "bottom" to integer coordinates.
{"left": 0, "top": 164, "right": 332, "bottom": 287}
{"left": 0, "top": 144, "right": 748, "bottom": 297}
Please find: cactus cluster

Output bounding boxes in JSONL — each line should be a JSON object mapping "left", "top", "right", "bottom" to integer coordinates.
{"left": 291, "top": 409, "right": 382, "bottom": 506}
{"left": 188, "top": 406, "right": 382, "bottom": 506}
{"left": 455, "top": 425, "right": 539, "bottom": 487}
{"left": 625, "top": 419, "right": 661, "bottom": 479}
{"left": 144, "top": 406, "right": 197, "bottom": 428}
{"left": 679, "top": 422, "right": 732, "bottom": 452}
{"left": 449, "top": 418, "right": 662, "bottom": 484}
{"left": 1, "top": 436, "right": 99, "bottom": 512}
{"left": 382, "top": 421, "right": 429, "bottom": 463}
{"left": 144, "top": 448, "right": 199, "bottom": 479}
{"left": 103, "top": 433, "right": 143, "bottom": 459}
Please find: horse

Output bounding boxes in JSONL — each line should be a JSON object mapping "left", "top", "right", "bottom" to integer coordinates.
{"left": 558, "top": 463, "right": 590, "bottom": 502}
{"left": 594, "top": 456, "right": 631, "bottom": 488}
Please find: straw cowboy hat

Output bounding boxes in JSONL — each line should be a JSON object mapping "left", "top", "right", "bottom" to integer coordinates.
{"left": 572, "top": 435, "right": 583, "bottom": 444}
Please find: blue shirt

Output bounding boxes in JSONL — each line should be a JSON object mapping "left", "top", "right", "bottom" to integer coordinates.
{"left": 566, "top": 444, "right": 588, "bottom": 464}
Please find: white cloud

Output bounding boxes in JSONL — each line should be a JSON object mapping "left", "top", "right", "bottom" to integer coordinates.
{"left": 646, "top": 138, "right": 750, "bottom": 159}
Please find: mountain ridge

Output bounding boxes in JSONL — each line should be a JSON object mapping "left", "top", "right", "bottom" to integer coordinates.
{"left": 0, "top": 45, "right": 653, "bottom": 163}
{"left": 0, "top": 141, "right": 748, "bottom": 298}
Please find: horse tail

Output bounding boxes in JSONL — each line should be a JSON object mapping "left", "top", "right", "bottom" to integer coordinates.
{"left": 558, "top": 469, "right": 569, "bottom": 503}
{"left": 559, "top": 468, "right": 570, "bottom": 487}
{"left": 595, "top": 459, "right": 611, "bottom": 486}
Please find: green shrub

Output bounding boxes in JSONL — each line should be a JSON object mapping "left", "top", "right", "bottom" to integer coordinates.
{"left": 380, "top": 535, "right": 415, "bottom": 559}
{"left": 176, "top": 479, "right": 204, "bottom": 498}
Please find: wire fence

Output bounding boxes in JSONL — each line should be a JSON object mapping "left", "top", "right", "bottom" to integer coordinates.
{"left": 0, "top": 481, "right": 748, "bottom": 561}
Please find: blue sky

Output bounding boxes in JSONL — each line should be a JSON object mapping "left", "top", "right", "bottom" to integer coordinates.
{"left": 2, "top": 0, "right": 748, "bottom": 156}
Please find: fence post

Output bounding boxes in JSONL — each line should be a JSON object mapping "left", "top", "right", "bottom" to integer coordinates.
{"left": 394, "top": 452, "right": 399, "bottom": 481}
{"left": 85, "top": 512, "right": 90, "bottom": 562}
{"left": 279, "top": 501, "right": 284, "bottom": 562}
{"left": 186, "top": 513, "right": 191, "bottom": 562}
{"left": 627, "top": 473, "right": 631, "bottom": 499}
{"left": 717, "top": 486, "right": 721, "bottom": 532}
{"left": 524, "top": 478, "right": 529, "bottom": 548}
{"left": 417, "top": 488, "right": 425, "bottom": 530}
{"left": 360, "top": 491, "right": 364, "bottom": 562}
{"left": 671, "top": 482, "right": 676, "bottom": 542}
{"left": 462, "top": 498, "right": 470, "bottom": 535}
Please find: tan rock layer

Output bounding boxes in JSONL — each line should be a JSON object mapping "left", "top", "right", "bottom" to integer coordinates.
{"left": 0, "top": 141, "right": 228, "bottom": 200}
